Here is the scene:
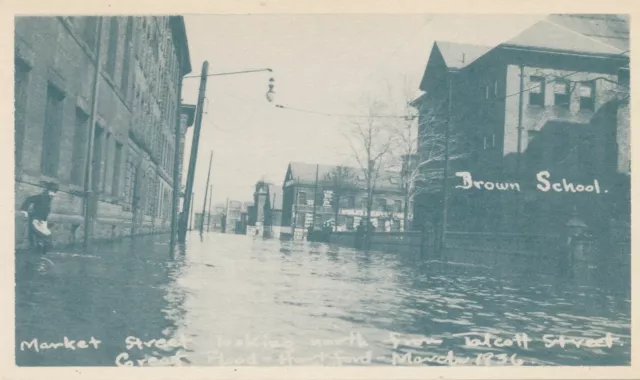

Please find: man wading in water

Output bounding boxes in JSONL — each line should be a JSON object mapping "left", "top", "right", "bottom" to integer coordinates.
{"left": 20, "top": 182, "right": 59, "bottom": 254}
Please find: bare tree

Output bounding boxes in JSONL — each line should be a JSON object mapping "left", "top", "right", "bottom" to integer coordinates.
{"left": 386, "top": 83, "right": 465, "bottom": 232}
{"left": 344, "top": 99, "right": 394, "bottom": 249}
{"left": 324, "top": 166, "right": 355, "bottom": 232}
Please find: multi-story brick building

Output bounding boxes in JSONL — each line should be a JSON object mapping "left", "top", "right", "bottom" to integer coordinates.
{"left": 412, "top": 14, "right": 629, "bottom": 239}
{"left": 280, "top": 162, "right": 406, "bottom": 240}
{"left": 14, "top": 16, "right": 191, "bottom": 248}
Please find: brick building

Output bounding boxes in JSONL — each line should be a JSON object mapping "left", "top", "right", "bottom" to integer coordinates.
{"left": 280, "top": 162, "right": 406, "bottom": 240}
{"left": 14, "top": 16, "right": 191, "bottom": 248}
{"left": 412, "top": 15, "right": 629, "bottom": 238}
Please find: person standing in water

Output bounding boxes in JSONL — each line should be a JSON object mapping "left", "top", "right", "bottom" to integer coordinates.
{"left": 20, "top": 182, "right": 59, "bottom": 253}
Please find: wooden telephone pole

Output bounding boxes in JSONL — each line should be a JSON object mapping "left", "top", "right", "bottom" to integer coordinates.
{"left": 178, "top": 61, "right": 209, "bottom": 242}
{"left": 200, "top": 151, "right": 213, "bottom": 234}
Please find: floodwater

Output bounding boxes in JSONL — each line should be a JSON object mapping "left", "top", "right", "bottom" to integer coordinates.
{"left": 15, "top": 232, "right": 630, "bottom": 367}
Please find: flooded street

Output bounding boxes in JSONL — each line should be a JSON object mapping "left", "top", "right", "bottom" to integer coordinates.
{"left": 15, "top": 233, "right": 630, "bottom": 367}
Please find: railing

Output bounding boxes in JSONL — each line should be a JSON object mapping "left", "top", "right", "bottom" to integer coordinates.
{"left": 329, "top": 230, "right": 562, "bottom": 256}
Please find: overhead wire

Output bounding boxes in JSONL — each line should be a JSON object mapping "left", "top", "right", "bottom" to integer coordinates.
{"left": 272, "top": 49, "right": 630, "bottom": 119}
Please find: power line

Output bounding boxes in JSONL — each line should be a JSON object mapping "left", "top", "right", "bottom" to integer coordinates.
{"left": 272, "top": 49, "right": 629, "bottom": 119}
{"left": 183, "top": 68, "right": 273, "bottom": 79}
{"left": 273, "top": 104, "right": 414, "bottom": 119}
{"left": 497, "top": 49, "right": 629, "bottom": 102}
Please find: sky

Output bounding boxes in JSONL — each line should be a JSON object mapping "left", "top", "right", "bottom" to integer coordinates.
{"left": 180, "top": 14, "right": 546, "bottom": 209}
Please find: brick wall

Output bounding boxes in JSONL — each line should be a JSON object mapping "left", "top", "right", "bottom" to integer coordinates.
{"left": 14, "top": 17, "right": 187, "bottom": 250}
{"left": 616, "top": 103, "right": 630, "bottom": 174}
{"left": 504, "top": 65, "right": 620, "bottom": 156}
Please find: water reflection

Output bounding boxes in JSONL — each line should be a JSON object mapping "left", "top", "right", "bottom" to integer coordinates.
{"left": 15, "top": 232, "right": 630, "bottom": 366}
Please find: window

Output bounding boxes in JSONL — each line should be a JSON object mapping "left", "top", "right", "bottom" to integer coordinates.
{"left": 394, "top": 200, "right": 402, "bottom": 213}
{"left": 71, "top": 109, "right": 89, "bottom": 185}
{"left": 346, "top": 216, "right": 354, "bottom": 230}
{"left": 346, "top": 195, "right": 355, "bottom": 209}
{"left": 169, "top": 147, "right": 174, "bottom": 174}
{"left": 164, "top": 143, "right": 169, "bottom": 173}
{"left": 579, "top": 82, "right": 595, "bottom": 111}
{"left": 393, "top": 219, "right": 402, "bottom": 232}
{"left": 123, "top": 159, "right": 135, "bottom": 206}
{"left": 102, "top": 132, "right": 111, "bottom": 193}
{"left": 483, "top": 136, "right": 487, "bottom": 150}
{"left": 83, "top": 17, "right": 98, "bottom": 51}
{"left": 121, "top": 17, "right": 133, "bottom": 96}
{"left": 41, "top": 84, "right": 65, "bottom": 178}
{"left": 554, "top": 80, "right": 570, "bottom": 108}
{"left": 106, "top": 17, "right": 119, "bottom": 79}
{"left": 298, "top": 191, "right": 307, "bottom": 205}
{"left": 528, "top": 76, "right": 545, "bottom": 106}
{"left": 15, "top": 59, "right": 30, "bottom": 170}
{"left": 492, "top": 133, "right": 496, "bottom": 147}
{"left": 485, "top": 85, "right": 490, "bottom": 99}
{"left": 112, "top": 142, "right": 123, "bottom": 197}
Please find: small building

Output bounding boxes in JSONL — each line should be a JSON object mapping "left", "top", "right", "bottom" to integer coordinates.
{"left": 280, "top": 162, "right": 406, "bottom": 240}
{"left": 247, "top": 180, "right": 284, "bottom": 238}
{"left": 224, "top": 199, "right": 244, "bottom": 234}
{"left": 206, "top": 203, "right": 226, "bottom": 231}
{"left": 223, "top": 199, "right": 252, "bottom": 234}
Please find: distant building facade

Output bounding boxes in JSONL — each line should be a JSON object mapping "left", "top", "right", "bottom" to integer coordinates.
{"left": 247, "top": 181, "right": 283, "bottom": 238}
{"left": 14, "top": 16, "right": 191, "bottom": 247}
{"left": 280, "top": 162, "right": 406, "bottom": 240}
{"left": 412, "top": 15, "right": 629, "bottom": 240}
{"left": 224, "top": 199, "right": 251, "bottom": 234}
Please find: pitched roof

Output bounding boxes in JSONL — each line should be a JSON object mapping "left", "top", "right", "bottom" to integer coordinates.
{"left": 504, "top": 14, "right": 628, "bottom": 56}
{"left": 418, "top": 41, "right": 493, "bottom": 92}
{"left": 547, "top": 14, "right": 629, "bottom": 52}
{"left": 434, "top": 41, "right": 493, "bottom": 71}
{"left": 287, "top": 162, "right": 403, "bottom": 192}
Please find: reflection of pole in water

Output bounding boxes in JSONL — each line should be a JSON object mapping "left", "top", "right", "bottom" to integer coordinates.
{"left": 200, "top": 151, "right": 213, "bottom": 234}
{"left": 189, "top": 192, "right": 194, "bottom": 230}
{"left": 207, "top": 185, "right": 213, "bottom": 232}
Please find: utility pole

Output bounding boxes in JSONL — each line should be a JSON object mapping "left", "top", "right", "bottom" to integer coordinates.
{"left": 83, "top": 17, "right": 104, "bottom": 248}
{"left": 312, "top": 164, "right": 319, "bottom": 230}
{"left": 200, "top": 151, "right": 213, "bottom": 234}
{"left": 188, "top": 192, "right": 194, "bottom": 230}
{"left": 178, "top": 61, "right": 209, "bottom": 242}
{"left": 515, "top": 64, "right": 525, "bottom": 230}
{"left": 516, "top": 64, "right": 524, "bottom": 174}
{"left": 292, "top": 191, "right": 298, "bottom": 240}
{"left": 207, "top": 184, "right": 213, "bottom": 232}
{"left": 170, "top": 61, "right": 185, "bottom": 248}
{"left": 439, "top": 77, "right": 453, "bottom": 253}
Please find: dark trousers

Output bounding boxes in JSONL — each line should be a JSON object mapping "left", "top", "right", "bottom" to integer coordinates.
{"left": 27, "top": 220, "right": 52, "bottom": 253}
